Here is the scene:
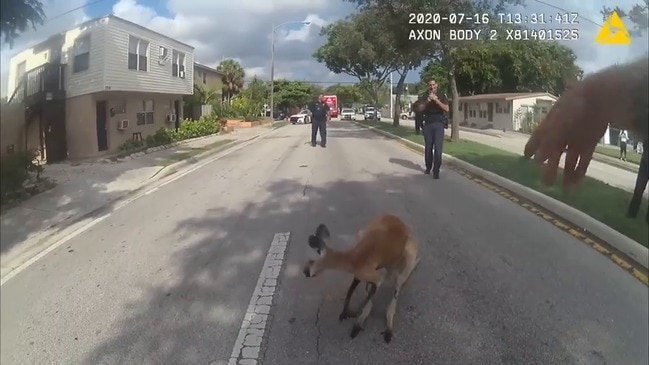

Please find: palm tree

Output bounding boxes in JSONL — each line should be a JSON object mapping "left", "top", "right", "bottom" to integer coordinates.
{"left": 216, "top": 59, "right": 245, "bottom": 103}
{"left": 193, "top": 84, "right": 217, "bottom": 105}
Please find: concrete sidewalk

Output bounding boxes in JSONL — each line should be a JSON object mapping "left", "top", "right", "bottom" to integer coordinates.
{"left": 0, "top": 125, "right": 272, "bottom": 273}
{"left": 388, "top": 120, "right": 644, "bottom": 196}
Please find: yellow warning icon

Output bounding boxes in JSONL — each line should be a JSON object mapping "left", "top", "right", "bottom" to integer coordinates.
{"left": 595, "top": 11, "right": 632, "bottom": 45}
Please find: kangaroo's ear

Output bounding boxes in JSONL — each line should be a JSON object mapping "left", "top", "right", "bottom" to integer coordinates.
{"left": 308, "top": 235, "right": 326, "bottom": 255}
{"left": 315, "top": 224, "right": 330, "bottom": 240}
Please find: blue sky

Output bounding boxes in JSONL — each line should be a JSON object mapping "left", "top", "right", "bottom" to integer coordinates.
{"left": 1, "top": 0, "right": 647, "bottom": 96}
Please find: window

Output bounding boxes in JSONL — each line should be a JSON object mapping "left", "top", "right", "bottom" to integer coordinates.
{"left": 159, "top": 46, "right": 169, "bottom": 61}
{"left": 15, "top": 61, "right": 26, "bottom": 86}
{"left": 202, "top": 72, "right": 206, "bottom": 84}
{"left": 458, "top": 103, "right": 462, "bottom": 111}
{"left": 495, "top": 103, "right": 502, "bottom": 113}
{"left": 73, "top": 35, "right": 91, "bottom": 73}
{"left": 128, "top": 35, "right": 149, "bottom": 71}
{"left": 172, "top": 50, "right": 186, "bottom": 78}
{"left": 503, "top": 102, "right": 510, "bottom": 114}
{"left": 136, "top": 99, "right": 154, "bottom": 125}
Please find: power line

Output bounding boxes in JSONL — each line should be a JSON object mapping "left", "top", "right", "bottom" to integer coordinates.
{"left": 46, "top": 0, "right": 110, "bottom": 23}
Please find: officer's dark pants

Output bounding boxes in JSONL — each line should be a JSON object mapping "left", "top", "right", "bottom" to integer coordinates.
{"left": 311, "top": 119, "right": 327, "bottom": 146}
{"left": 422, "top": 120, "right": 444, "bottom": 173}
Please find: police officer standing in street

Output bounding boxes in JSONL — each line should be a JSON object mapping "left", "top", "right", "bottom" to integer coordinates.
{"left": 416, "top": 79, "right": 449, "bottom": 178}
{"left": 309, "top": 94, "right": 330, "bottom": 148}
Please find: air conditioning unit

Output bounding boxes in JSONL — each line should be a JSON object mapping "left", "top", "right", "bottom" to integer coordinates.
{"left": 167, "top": 114, "right": 177, "bottom": 123}
{"left": 118, "top": 119, "right": 129, "bottom": 130}
{"left": 179, "top": 70, "right": 185, "bottom": 78}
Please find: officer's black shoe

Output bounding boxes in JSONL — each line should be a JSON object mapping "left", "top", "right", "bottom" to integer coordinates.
{"left": 424, "top": 169, "right": 431, "bottom": 175}
{"left": 311, "top": 142, "right": 317, "bottom": 147}
{"left": 321, "top": 144, "right": 326, "bottom": 148}
{"left": 433, "top": 171, "right": 440, "bottom": 179}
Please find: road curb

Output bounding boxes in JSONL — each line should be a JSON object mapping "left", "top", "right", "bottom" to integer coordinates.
{"left": 354, "top": 121, "right": 649, "bottom": 271}
{"left": 0, "top": 125, "right": 285, "bottom": 282}
{"left": 591, "top": 154, "right": 639, "bottom": 173}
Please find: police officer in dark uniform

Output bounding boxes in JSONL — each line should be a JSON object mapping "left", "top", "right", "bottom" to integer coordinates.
{"left": 309, "top": 94, "right": 330, "bottom": 147}
{"left": 416, "top": 79, "right": 449, "bottom": 178}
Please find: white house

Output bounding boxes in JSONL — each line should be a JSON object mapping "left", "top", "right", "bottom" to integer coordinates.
{"left": 457, "top": 92, "right": 558, "bottom": 132}
{"left": 3, "top": 15, "right": 194, "bottom": 161}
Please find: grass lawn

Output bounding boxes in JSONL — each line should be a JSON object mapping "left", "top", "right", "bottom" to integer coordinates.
{"left": 358, "top": 121, "right": 648, "bottom": 247}
{"left": 160, "top": 139, "right": 234, "bottom": 166}
{"left": 595, "top": 145, "right": 642, "bottom": 165}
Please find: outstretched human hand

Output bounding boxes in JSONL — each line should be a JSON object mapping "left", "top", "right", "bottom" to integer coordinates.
{"left": 524, "top": 57, "right": 648, "bottom": 189}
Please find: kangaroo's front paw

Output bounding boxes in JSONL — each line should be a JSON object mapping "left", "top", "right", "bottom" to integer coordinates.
{"left": 350, "top": 324, "right": 363, "bottom": 338}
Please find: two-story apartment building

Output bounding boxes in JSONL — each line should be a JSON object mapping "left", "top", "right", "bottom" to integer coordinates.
{"left": 194, "top": 62, "right": 223, "bottom": 100}
{"left": 4, "top": 15, "right": 194, "bottom": 161}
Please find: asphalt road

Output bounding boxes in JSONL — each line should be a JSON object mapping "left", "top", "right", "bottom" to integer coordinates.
{"left": 1, "top": 121, "right": 647, "bottom": 365}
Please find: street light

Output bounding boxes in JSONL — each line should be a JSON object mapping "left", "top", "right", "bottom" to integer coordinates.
{"left": 270, "top": 20, "right": 311, "bottom": 120}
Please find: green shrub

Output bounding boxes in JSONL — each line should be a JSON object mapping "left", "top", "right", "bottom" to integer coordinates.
{"left": 118, "top": 139, "right": 145, "bottom": 151}
{"left": 211, "top": 103, "right": 237, "bottom": 119}
{"left": 0, "top": 149, "right": 44, "bottom": 205}
{"left": 175, "top": 116, "right": 220, "bottom": 140}
{"left": 147, "top": 127, "right": 176, "bottom": 147}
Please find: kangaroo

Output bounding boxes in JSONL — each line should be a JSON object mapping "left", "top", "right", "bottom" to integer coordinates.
{"left": 302, "top": 214, "right": 420, "bottom": 343}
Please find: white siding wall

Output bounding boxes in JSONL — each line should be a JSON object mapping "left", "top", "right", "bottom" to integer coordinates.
{"left": 461, "top": 100, "right": 513, "bottom": 130}
{"left": 64, "top": 18, "right": 108, "bottom": 98}
{"left": 102, "top": 17, "right": 194, "bottom": 95}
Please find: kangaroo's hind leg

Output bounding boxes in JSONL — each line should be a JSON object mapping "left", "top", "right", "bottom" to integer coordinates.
{"left": 382, "top": 254, "right": 420, "bottom": 343}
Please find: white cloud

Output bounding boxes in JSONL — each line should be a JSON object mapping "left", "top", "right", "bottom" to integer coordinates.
{"left": 1, "top": 0, "right": 646, "bottom": 97}
{"left": 244, "top": 66, "right": 267, "bottom": 78}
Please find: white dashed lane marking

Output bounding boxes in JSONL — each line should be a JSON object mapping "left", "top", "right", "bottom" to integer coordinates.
{"left": 229, "top": 232, "right": 290, "bottom": 365}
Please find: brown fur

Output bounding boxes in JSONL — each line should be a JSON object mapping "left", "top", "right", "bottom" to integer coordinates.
{"left": 303, "top": 214, "right": 420, "bottom": 343}
{"left": 525, "top": 57, "right": 648, "bottom": 188}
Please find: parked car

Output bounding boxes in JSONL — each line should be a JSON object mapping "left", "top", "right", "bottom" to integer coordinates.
{"left": 290, "top": 109, "right": 311, "bottom": 124}
{"left": 400, "top": 111, "right": 413, "bottom": 120}
{"left": 363, "top": 107, "right": 381, "bottom": 121}
{"left": 340, "top": 108, "right": 356, "bottom": 120}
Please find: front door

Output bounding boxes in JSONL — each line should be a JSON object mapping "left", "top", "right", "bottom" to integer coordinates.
{"left": 96, "top": 101, "right": 108, "bottom": 151}
{"left": 173, "top": 100, "right": 180, "bottom": 130}
{"left": 487, "top": 102, "right": 494, "bottom": 122}
{"left": 42, "top": 100, "right": 68, "bottom": 162}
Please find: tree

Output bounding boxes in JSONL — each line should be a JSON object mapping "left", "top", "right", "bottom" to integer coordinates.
{"left": 313, "top": 8, "right": 402, "bottom": 116}
{"left": 272, "top": 80, "right": 314, "bottom": 111}
{"left": 344, "top": 0, "right": 524, "bottom": 139}
{"left": 216, "top": 59, "right": 245, "bottom": 103}
{"left": 193, "top": 84, "right": 218, "bottom": 105}
{"left": 418, "top": 21, "right": 583, "bottom": 98}
{"left": 1, "top": 0, "right": 45, "bottom": 48}
{"left": 324, "top": 84, "right": 362, "bottom": 107}
{"left": 601, "top": 1, "right": 648, "bottom": 37}
{"left": 243, "top": 76, "right": 269, "bottom": 105}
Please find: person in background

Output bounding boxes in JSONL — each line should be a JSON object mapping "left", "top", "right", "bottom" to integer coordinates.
{"left": 416, "top": 79, "right": 450, "bottom": 178}
{"left": 309, "top": 94, "right": 330, "bottom": 148}
{"left": 619, "top": 129, "right": 628, "bottom": 161}
{"left": 413, "top": 100, "right": 424, "bottom": 135}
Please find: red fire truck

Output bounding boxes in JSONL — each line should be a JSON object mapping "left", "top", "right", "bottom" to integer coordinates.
{"left": 323, "top": 95, "right": 338, "bottom": 118}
